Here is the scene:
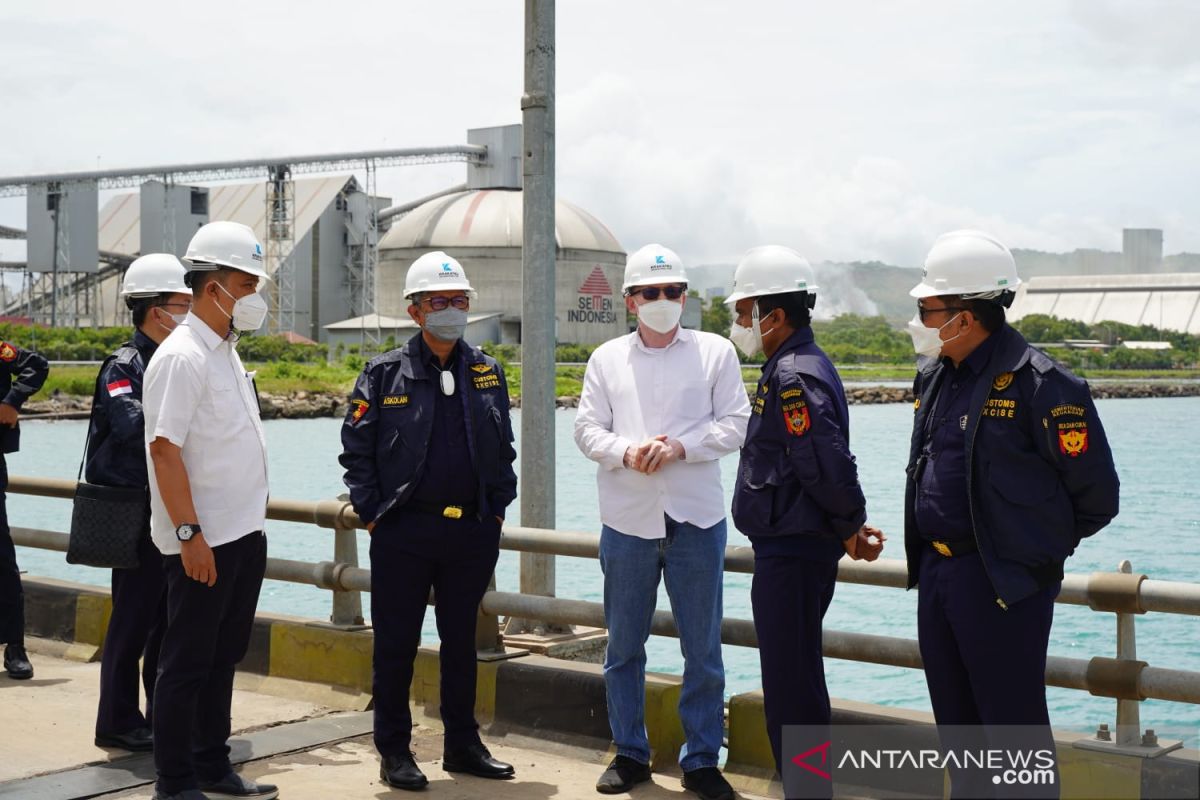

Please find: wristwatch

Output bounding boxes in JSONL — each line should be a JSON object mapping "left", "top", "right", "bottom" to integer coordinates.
{"left": 175, "top": 523, "right": 202, "bottom": 542}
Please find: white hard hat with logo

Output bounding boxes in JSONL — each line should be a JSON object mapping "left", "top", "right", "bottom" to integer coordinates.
{"left": 622, "top": 244, "right": 687, "bottom": 292}
{"left": 121, "top": 253, "right": 192, "bottom": 298}
{"left": 403, "top": 251, "right": 477, "bottom": 300}
{"left": 910, "top": 230, "right": 1020, "bottom": 301}
{"left": 725, "top": 245, "right": 818, "bottom": 306}
{"left": 183, "top": 221, "right": 269, "bottom": 282}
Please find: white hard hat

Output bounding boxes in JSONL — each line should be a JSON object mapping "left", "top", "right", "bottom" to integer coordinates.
{"left": 121, "top": 253, "right": 192, "bottom": 298}
{"left": 724, "top": 245, "right": 818, "bottom": 305}
{"left": 403, "top": 251, "right": 477, "bottom": 300}
{"left": 910, "top": 230, "right": 1021, "bottom": 300}
{"left": 622, "top": 244, "right": 687, "bottom": 292}
{"left": 183, "top": 221, "right": 269, "bottom": 281}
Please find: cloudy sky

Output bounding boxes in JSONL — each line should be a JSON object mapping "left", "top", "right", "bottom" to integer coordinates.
{"left": 1, "top": 0, "right": 1197, "bottom": 268}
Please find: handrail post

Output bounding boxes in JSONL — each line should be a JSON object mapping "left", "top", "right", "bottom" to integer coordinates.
{"left": 1114, "top": 560, "right": 1140, "bottom": 747}
{"left": 329, "top": 495, "right": 364, "bottom": 628}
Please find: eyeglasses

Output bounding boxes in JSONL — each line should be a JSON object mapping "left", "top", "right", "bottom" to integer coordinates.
{"left": 421, "top": 295, "right": 470, "bottom": 311}
{"left": 633, "top": 286, "right": 685, "bottom": 301}
{"left": 917, "top": 305, "right": 965, "bottom": 322}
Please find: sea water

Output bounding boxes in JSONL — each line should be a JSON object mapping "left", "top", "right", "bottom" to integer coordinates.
{"left": 9, "top": 397, "right": 1199, "bottom": 746}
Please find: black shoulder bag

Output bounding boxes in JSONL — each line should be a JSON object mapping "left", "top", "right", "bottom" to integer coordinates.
{"left": 66, "top": 354, "right": 149, "bottom": 569}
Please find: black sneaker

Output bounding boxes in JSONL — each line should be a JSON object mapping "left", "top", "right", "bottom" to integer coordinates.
{"left": 596, "top": 755, "right": 651, "bottom": 794}
{"left": 682, "top": 766, "right": 735, "bottom": 800}
{"left": 4, "top": 644, "right": 33, "bottom": 680}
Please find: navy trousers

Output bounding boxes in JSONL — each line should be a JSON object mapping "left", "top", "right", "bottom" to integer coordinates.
{"left": 751, "top": 551, "right": 839, "bottom": 780}
{"left": 917, "top": 548, "right": 1060, "bottom": 798}
{"left": 0, "top": 458, "right": 23, "bottom": 647}
{"left": 96, "top": 530, "right": 166, "bottom": 735}
{"left": 369, "top": 509, "right": 500, "bottom": 758}
{"left": 153, "top": 532, "right": 266, "bottom": 795}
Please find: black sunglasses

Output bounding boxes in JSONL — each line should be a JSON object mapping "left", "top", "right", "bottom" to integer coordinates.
{"left": 421, "top": 295, "right": 470, "bottom": 311}
{"left": 633, "top": 286, "right": 685, "bottom": 301}
{"left": 917, "top": 305, "right": 966, "bottom": 322}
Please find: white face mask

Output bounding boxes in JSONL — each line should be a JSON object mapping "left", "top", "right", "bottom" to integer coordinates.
{"left": 637, "top": 298, "right": 683, "bottom": 334}
{"left": 216, "top": 282, "right": 269, "bottom": 332}
{"left": 906, "top": 311, "right": 963, "bottom": 359}
{"left": 729, "top": 301, "right": 777, "bottom": 357}
{"left": 154, "top": 308, "right": 188, "bottom": 336}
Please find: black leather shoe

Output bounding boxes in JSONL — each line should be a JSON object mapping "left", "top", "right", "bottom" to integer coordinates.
{"left": 380, "top": 752, "right": 428, "bottom": 791}
{"left": 196, "top": 771, "right": 279, "bottom": 799}
{"left": 153, "top": 790, "right": 209, "bottom": 800}
{"left": 95, "top": 726, "right": 153, "bottom": 751}
{"left": 442, "top": 743, "right": 515, "bottom": 780}
{"left": 4, "top": 644, "right": 33, "bottom": 680}
{"left": 682, "top": 766, "right": 735, "bottom": 800}
{"left": 596, "top": 755, "right": 652, "bottom": 793}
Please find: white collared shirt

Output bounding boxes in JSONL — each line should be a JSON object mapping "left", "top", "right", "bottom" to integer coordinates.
{"left": 574, "top": 327, "right": 750, "bottom": 539}
{"left": 143, "top": 312, "right": 269, "bottom": 555}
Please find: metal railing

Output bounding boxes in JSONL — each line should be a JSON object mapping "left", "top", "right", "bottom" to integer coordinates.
{"left": 9, "top": 475, "right": 1200, "bottom": 750}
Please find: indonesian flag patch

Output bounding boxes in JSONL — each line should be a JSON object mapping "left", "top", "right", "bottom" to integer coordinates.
{"left": 106, "top": 378, "right": 133, "bottom": 397}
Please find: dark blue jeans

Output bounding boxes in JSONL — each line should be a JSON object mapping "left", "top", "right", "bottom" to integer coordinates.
{"left": 599, "top": 517, "right": 726, "bottom": 771}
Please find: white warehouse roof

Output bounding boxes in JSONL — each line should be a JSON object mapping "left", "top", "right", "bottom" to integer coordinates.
{"left": 97, "top": 174, "right": 356, "bottom": 254}
{"left": 1008, "top": 273, "right": 1200, "bottom": 334}
{"left": 380, "top": 188, "right": 623, "bottom": 254}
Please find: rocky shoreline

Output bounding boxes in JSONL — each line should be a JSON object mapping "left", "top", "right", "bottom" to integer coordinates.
{"left": 21, "top": 381, "right": 1200, "bottom": 421}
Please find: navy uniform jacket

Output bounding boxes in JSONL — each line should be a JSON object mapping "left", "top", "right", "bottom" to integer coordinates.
{"left": 0, "top": 339, "right": 50, "bottom": 455}
{"left": 340, "top": 335, "right": 518, "bottom": 526}
{"left": 732, "top": 327, "right": 867, "bottom": 549}
{"left": 904, "top": 323, "right": 1120, "bottom": 607}
{"left": 84, "top": 331, "right": 157, "bottom": 488}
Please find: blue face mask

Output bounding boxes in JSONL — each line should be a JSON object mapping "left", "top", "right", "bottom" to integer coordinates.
{"left": 424, "top": 307, "right": 468, "bottom": 343}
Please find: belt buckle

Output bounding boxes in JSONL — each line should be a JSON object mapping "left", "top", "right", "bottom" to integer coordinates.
{"left": 442, "top": 505, "right": 464, "bottom": 520}
{"left": 932, "top": 540, "right": 954, "bottom": 557}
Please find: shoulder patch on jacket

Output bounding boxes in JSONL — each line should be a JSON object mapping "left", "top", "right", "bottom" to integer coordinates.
{"left": 1057, "top": 421, "right": 1089, "bottom": 457}
{"left": 783, "top": 401, "right": 811, "bottom": 437}
{"left": 0, "top": 342, "right": 15, "bottom": 362}
{"left": 349, "top": 399, "right": 370, "bottom": 423}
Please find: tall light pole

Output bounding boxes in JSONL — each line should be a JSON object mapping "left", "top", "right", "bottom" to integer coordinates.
{"left": 515, "top": 0, "right": 557, "bottom": 633}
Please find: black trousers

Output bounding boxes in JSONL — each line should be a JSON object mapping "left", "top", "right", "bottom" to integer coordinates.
{"left": 153, "top": 532, "right": 266, "bottom": 795}
{"left": 0, "top": 457, "right": 23, "bottom": 647}
{"left": 751, "top": 551, "right": 839, "bottom": 782}
{"left": 96, "top": 531, "right": 166, "bottom": 735}
{"left": 917, "top": 548, "right": 1060, "bottom": 799}
{"left": 369, "top": 509, "right": 500, "bottom": 758}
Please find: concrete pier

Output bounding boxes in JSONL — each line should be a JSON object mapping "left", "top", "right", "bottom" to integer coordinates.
{"left": 0, "top": 645, "right": 774, "bottom": 800}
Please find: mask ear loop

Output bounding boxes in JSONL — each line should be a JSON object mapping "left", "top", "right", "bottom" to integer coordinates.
{"left": 753, "top": 300, "right": 778, "bottom": 351}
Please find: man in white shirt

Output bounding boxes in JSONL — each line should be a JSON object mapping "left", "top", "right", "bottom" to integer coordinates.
{"left": 575, "top": 244, "right": 750, "bottom": 800}
{"left": 143, "top": 221, "right": 277, "bottom": 800}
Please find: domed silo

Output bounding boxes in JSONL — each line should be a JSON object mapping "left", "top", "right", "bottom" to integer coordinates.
{"left": 377, "top": 188, "right": 626, "bottom": 345}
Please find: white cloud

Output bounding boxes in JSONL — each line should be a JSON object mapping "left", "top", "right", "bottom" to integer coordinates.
{"left": 1, "top": 0, "right": 1198, "bottom": 269}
